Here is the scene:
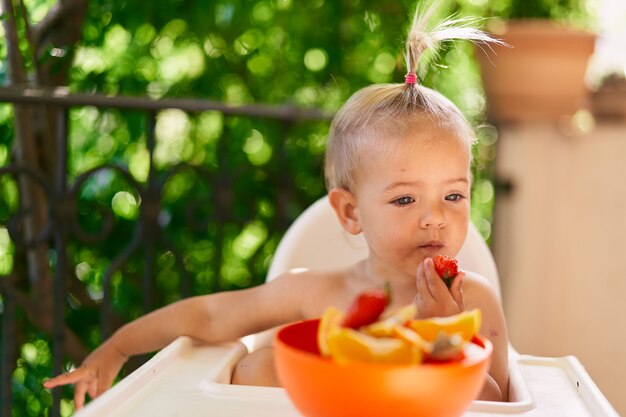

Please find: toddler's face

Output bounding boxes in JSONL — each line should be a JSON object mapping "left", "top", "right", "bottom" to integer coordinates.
{"left": 352, "top": 124, "right": 471, "bottom": 278}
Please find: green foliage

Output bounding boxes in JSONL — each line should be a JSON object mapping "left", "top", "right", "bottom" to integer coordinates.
{"left": 0, "top": 0, "right": 508, "bottom": 415}
{"left": 456, "top": 0, "right": 597, "bottom": 28}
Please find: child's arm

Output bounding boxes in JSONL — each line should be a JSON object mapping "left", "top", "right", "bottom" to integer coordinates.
{"left": 43, "top": 274, "right": 307, "bottom": 409}
{"left": 463, "top": 272, "right": 510, "bottom": 401}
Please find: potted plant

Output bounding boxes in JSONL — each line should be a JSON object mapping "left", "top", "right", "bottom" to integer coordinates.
{"left": 590, "top": 72, "right": 626, "bottom": 121}
{"left": 472, "top": 0, "right": 597, "bottom": 123}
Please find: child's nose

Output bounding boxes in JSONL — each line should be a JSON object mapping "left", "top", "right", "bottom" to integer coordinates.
{"left": 421, "top": 218, "right": 445, "bottom": 229}
{"left": 420, "top": 204, "right": 445, "bottom": 229}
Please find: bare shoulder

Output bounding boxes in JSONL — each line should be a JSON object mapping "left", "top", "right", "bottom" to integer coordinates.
{"left": 266, "top": 267, "right": 345, "bottom": 291}
{"left": 460, "top": 271, "right": 506, "bottom": 336}
{"left": 461, "top": 271, "right": 500, "bottom": 308}
{"left": 264, "top": 267, "right": 353, "bottom": 318}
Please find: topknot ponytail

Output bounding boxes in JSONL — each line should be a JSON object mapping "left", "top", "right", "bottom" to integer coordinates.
{"left": 404, "top": 3, "right": 504, "bottom": 84}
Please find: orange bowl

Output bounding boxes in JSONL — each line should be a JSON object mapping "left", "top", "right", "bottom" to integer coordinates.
{"left": 274, "top": 319, "right": 492, "bottom": 417}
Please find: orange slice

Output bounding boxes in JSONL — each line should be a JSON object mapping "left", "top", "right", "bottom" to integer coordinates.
{"left": 317, "top": 306, "right": 344, "bottom": 357}
{"left": 407, "top": 309, "right": 481, "bottom": 342}
{"left": 363, "top": 304, "right": 416, "bottom": 337}
{"left": 381, "top": 304, "right": 417, "bottom": 322}
{"left": 327, "top": 327, "right": 419, "bottom": 365}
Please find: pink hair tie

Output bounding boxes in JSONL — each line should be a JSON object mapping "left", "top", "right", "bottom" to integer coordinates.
{"left": 405, "top": 73, "right": 417, "bottom": 85}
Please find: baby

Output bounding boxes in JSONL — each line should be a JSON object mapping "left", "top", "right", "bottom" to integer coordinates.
{"left": 44, "top": 5, "right": 509, "bottom": 408}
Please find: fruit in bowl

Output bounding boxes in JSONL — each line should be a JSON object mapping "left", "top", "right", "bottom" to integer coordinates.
{"left": 274, "top": 289, "right": 492, "bottom": 417}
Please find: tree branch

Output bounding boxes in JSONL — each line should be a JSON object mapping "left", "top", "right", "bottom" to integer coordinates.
{"left": 1, "top": 0, "right": 27, "bottom": 84}
{"left": 0, "top": 277, "right": 87, "bottom": 364}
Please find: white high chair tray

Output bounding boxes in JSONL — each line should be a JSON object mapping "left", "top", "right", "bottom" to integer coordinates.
{"left": 76, "top": 336, "right": 618, "bottom": 417}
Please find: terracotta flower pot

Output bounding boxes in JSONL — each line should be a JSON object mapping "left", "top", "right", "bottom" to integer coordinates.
{"left": 476, "top": 20, "right": 596, "bottom": 123}
{"left": 591, "top": 74, "right": 626, "bottom": 120}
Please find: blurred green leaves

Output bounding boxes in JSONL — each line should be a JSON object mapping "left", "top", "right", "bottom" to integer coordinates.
{"left": 0, "top": 227, "right": 14, "bottom": 275}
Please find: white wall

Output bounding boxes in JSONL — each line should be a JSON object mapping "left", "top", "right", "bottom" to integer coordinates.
{"left": 493, "top": 121, "right": 626, "bottom": 415}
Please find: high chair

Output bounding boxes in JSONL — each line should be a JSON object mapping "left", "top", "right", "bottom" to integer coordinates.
{"left": 76, "top": 196, "right": 619, "bottom": 417}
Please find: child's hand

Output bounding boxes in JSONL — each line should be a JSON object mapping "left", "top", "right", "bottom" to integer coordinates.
{"left": 43, "top": 341, "right": 128, "bottom": 410}
{"left": 413, "top": 257, "right": 464, "bottom": 319}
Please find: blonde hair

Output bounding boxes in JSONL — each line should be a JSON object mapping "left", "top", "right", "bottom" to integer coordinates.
{"left": 324, "top": 4, "right": 503, "bottom": 191}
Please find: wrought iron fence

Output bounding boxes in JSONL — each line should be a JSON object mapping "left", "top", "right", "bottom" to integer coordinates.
{"left": 0, "top": 86, "right": 331, "bottom": 417}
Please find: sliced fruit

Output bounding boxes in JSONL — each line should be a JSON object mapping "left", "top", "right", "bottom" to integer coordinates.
{"left": 317, "top": 306, "right": 344, "bottom": 357}
{"left": 424, "top": 333, "right": 466, "bottom": 363}
{"left": 327, "top": 327, "right": 419, "bottom": 365}
{"left": 407, "top": 309, "right": 481, "bottom": 342}
{"left": 363, "top": 305, "right": 417, "bottom": 337}
{"left": 340, "top": 287, "right": 390, "bottom": 329}
{"left": 380, "top": 304, "right": 417, "bottom": 322}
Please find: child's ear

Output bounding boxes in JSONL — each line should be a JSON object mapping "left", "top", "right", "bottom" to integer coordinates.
{"left": 328, "top": 188, "right": 362, "bottom": 235}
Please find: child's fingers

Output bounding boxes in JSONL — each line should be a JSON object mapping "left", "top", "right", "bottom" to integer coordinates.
{"left": 415, "top": 260, "right": 433, "bottom": 299}
{"left": 423, "top": 258, "right": 447, "bottom": 299}
{"left": 74, "top": 381, "right": 89, "bottom": 410}
{"left": 88, "top": 380, "right": 98, "bottom": 401}
{"left": 449, "top": 271, "right": 465, "bottom": 309}
{"left": 43, "top": 367, "right": 89, "bottom": 389}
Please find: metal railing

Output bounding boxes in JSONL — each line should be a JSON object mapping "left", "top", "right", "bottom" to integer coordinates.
{"left": 0, "top": 85, "right": 331, "bottom": 417}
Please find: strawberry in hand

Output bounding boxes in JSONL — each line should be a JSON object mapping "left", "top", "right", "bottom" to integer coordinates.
{"left": 340, "top": 286, "right": 390, "bottom": 329}
{"left": 433, "top": 255, "right": 458, "bottom": 289}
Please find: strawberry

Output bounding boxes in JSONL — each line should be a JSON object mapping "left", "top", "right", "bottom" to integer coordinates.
{"left": 340, "top": 287, "right": 390, "bottom": 329}
{"left": 433, "top": 255, "right": 458, "bottom": 289}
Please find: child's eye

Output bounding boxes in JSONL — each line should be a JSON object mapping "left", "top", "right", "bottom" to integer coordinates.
{"left": 445, "top": 193, "right": 465, "bottom": 202}
{"left": 392, "top": 196, "right": 415, "bottom": 206}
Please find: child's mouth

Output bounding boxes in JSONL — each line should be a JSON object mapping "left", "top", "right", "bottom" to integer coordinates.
{"left": 420, "top": 240, "right": 443, "bottom": 249}
{"left": 419, "top": 241, "right": 444, "bottom": 255}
